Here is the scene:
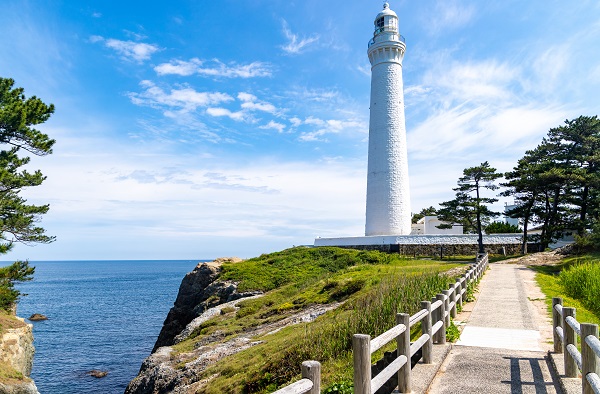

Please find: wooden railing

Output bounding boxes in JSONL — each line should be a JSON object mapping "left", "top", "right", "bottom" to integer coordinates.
{"left": 272, "top": 361, "right": 320, "bottom": 394}
{"left": 552, "top": 298, "right": 600, "bottom": 394}
{"left": 274, "top": 253, "right": 489, "bottom": 394}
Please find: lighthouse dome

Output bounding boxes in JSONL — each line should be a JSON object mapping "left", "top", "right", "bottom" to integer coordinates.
{"left": 375, "top": 2, "right": 397, "bottom": 21}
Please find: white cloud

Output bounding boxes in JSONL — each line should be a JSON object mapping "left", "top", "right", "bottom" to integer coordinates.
{"left": 241, "top": 101, "right": 277, "bottom": 113}
{"left": 289, "top": 117, "right": 302, "bottom": 127}
{"left": 154, "top": 58, "right": 272, "bottom": 78}
{"left": 426, "top": 1, "right": 476, "bottom": 35}
{"left": 128, "top": 80, "right": 233, "bottom": 112}
{"left": 280, "top": 19, "right": 320, "bottom": 54}
{"left": 238, "top": 92, "right": 257, "bottom": 102}
{"left": 259, "top": 120, "right": 286, "bottom": 133}
{"left": 426, "top": 60, "right": 519, "bottom": 103}
{"left": 154, "top": 58, "right": 202, "bottom": 76}
{"left": 206, "top": 107, "right": 246, "bottom": 121}
{"left": 91, "top": 36, "right": 160, "bottom": 62}
{"left": 237, "top": 92, "right": 278, "bottom": 114}
{"left": 299, "top": 118, "right": 366, "bottom": 142}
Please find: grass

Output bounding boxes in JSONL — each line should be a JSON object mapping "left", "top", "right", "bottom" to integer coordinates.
{"left": 171, "top": 247, "right": 468, "bottom": 393}
{"left": 532, "top": 253, "right": 600, "bottom": 326}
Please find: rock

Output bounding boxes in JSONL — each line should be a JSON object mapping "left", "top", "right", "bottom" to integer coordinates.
{"left": 0, "top": 317, "right": 39, "bottom": 393}
{"left": 87, "top": 370, "right": 108, "bottom": 378}
{"left": 152, "top": 261, "right": 223, "bottom": 351}
{"left": 27, "top": 314, "right": 47, "bottom": 321}
{"left": 0, "top": 381, "right": 40, "bottom": 394}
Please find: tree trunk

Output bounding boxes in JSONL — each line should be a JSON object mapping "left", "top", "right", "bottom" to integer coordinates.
{"left": 476, "top": 185, "right": 484, "bottom": 253}
{"left": 579, "top": 185, "right": 589, "bottom": 236}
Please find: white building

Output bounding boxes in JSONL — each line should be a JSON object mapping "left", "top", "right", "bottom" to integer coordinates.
{"left": 364, "top": 2, "right": 411, "bottom": 236}
{"left": 411, "top": 216, "right": 463, "bottom": 235}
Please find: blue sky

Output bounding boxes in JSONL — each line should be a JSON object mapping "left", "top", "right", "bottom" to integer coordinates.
{"left": 2, "top": 0, "right": 600, "bottom": 260}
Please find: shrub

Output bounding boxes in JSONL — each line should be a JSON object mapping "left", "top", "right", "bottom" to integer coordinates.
{"left": 220, "top": 306, "right": 236, "bottom": 315}
{"left": 485, "top": 221, "right": 520, "bottom": 234}
{"left": 559, "top": 261, "right": 600, "bottom": 316}
{"left": 323, "top": 381, "right": 353, "bottom": 393}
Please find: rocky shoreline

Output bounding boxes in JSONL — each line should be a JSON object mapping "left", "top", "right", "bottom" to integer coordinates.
{"left": 125, "top": 257, "right": 341, "bottom": 394}
{"left": 0, "top": 315, "right": 39, "bottom": 394}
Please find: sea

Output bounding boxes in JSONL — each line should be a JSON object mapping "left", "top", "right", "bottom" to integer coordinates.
{"left": 14, "top": 260, "right": 204, "bottom": 394}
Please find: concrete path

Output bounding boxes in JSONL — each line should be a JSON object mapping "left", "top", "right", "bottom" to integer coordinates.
{"left": 427, "top": 263, "right": 562, "bottom": 393}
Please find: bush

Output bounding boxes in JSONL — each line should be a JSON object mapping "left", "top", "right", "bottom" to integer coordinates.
{"left": 323, "top": 381, "right": 353, "bottom": 393}
{"left": 485, "top": 221, "right": 520, "bottom": 234}
{"left": 559, "top": 261, "right": 600, "bottom": 316}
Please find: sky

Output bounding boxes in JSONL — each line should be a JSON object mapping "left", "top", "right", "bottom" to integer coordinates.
{"left": 1, "top": 0, "right": 600, "bottom": 260}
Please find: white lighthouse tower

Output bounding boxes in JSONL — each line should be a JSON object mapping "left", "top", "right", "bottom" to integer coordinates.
{"left": 364, "top": 2, "right": 411, "bottom": 236}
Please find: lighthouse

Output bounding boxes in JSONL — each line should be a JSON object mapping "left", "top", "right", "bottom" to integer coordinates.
{"left": 364, "top": 2, "right": 411, "bottom": 236}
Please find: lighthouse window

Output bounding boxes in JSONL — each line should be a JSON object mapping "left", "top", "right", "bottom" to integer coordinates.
{"left": 376, "top": 17, "right": 384, "bottom": 28}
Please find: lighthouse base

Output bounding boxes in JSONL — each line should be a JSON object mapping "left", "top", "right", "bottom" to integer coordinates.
{"left": 313, "top": 234, "right": 531, "bottom": 255}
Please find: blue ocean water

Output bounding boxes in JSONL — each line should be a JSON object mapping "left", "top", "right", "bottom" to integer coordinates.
{"left": 14, "top": 260, "right": 201, "bottom": 394}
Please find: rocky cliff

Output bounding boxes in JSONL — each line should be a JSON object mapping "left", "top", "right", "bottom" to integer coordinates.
{"left": 126, "top": 255, "right": 342, "bottom": 394}
{"left": 127, "top": 258, "right": 262, "bottom": 394}
{"left": 0, "top": 315, "right": 39, "bottom": 394}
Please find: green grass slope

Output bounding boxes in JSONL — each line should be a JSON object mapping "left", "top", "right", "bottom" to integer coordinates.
{"left": 534, "top": 252, "right": 600, "bottom": 326}
{"left": 173, "top": 247, "right": 467, "bottom": 393}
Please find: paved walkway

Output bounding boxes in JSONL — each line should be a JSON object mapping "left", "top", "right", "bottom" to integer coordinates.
{"left": 427, "top": 263, "right": 562, "bottom": 393}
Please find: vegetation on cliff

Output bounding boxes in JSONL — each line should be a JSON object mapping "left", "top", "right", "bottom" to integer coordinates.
{"left": 168, "top": 247, "right": 466, "bottom": 393}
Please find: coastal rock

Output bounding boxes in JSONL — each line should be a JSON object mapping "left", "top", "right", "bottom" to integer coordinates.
{"left": 125, "top": 347, "right": 183, "bottom": 394}
{"left": 152, "top": 258, "right": 252, "bottom": 351}
{"left": 27, "top": 314, "right": 47, "bottom": 321}
{"left": 152, "top": 261, "right": 223, "bottom": 351}
{"left": 0, "top": 320, "right": 35, "bottom": 377}
{"left": 86, "top": 370, "right": 108, "bottom": 378}
{"left": 0, "top": 316, "right": 39, "bottom": 394}
{"left": 0, "top": 381, "right": 39, "bottom": 394}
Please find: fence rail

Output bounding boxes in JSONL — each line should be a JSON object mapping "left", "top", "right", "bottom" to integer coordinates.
{"left": 552, "top": 297, "right": 600, "bottom": 394}
{"left": 272, "top": 361, "right": 320, "bottom": 394}
{"left": 274, "top": 253, "right": 489, "bottom": 394}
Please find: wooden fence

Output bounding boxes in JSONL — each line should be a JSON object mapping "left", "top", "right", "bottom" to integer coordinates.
{"left": 552, "top": 298, "right": 600, "bottom": 394}
{"left": 274, "top": 253, "right": 489, "bottom": 394}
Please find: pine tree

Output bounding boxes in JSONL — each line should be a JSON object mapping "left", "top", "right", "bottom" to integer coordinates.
{"left": 437, "top": 162, "right": 502, "bottom": 253}
{"left": 0, "top": 77, "right": 56, "bottom": 309}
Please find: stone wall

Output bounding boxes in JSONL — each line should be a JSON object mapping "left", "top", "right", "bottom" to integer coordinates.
{"left": 331, "top": 243, "right": 539, "bottom": 257}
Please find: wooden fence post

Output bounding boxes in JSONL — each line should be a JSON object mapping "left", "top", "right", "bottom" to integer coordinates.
{"left": 436, "top": 293, "right": 447, "bottom": 345}
{"left": 449, "top": 285, "right": 457, "bottom": 318}
{"left": 581, "top": 323, "right": 599, "bottom": 394}
{"left": 552, "top": 297, "right": 563, "bottom": 353}
{"left": 353, "top": 334, "right": 372, "bottom": 394}
{"left": 442, "top": 290, "right": 451, "bottom": 327}
{"left": 397, "top": 313, "right": 411, "bottom": 393}
{"left": 431, "top": 296, "right": 440, "bottom": 344}
{"left": 301, "top": 361, "right": 321, "bottom": 394}
{"left": 455, "top": 279, "right": 463, "bottom": 310}
{"left": 562, "top": 307, "right": 578, "bottom": 378}
{"left": 421, "top": 301, "right": 432, "bottom": 364}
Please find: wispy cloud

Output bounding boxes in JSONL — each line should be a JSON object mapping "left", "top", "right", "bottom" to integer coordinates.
{"left": 425, "top": 1, "right": 476, "bottom": 35}
{"left": 90, "top": 35, "right": 160, "bottom": 62}
{"left": 259, "top": 120, "right": 286, "bottom": 133}
{"left": 280, "top": 19, "right": 319, "bottom": 54}
{"left": 128, "top": 80, "right": 233, "bottom": 113}
{"left": 238, "top": 92, "right": 278, "bottom": 114}
{"left": 299, "top": 118, "right": 366, "bottom": 142}
{"left": 154, "top": 58, "right": 272, "bottom": 78}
